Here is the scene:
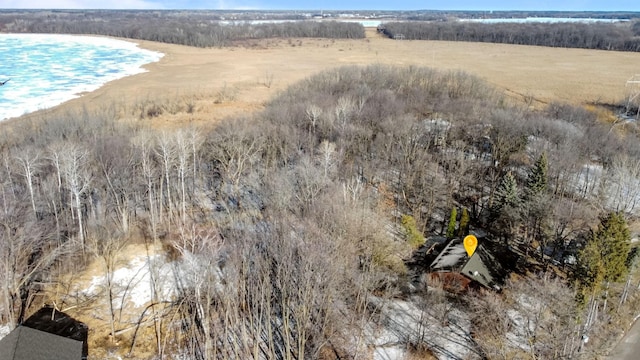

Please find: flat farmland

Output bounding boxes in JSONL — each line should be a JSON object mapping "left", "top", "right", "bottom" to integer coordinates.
{"left": 24, "top": 28, "right": 640, "bottom": 127}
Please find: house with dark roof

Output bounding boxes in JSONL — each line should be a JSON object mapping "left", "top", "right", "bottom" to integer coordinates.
{"left": 0, "top": 306, "right": 88, "bottom": 360}
{"left": 428, "top": 236, "right": 516, "bottom": 292}
{"left": 0, "top": 325, "right": 83, "bottom": 360}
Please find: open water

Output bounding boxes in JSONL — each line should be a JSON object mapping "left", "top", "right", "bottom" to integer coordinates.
{"left": 0, "top": 34, "right": 163, "bottom": 121}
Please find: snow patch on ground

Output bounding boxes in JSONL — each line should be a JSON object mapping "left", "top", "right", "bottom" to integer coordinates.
{"left": 373, "top": 344, "right": 407, "bottom": 360}
{"left": 368, "top": 295, "right": 480, "bottom": 360}
{"left": 505, "top": 293, "right": 542, "bottom": 353}
{"left": 506, "top": 308, "right": 531, "bottom": 352}
{"left": 0, "top": 323, "right": 10, "bottom": 340}
{"left": 83, "top": 254, "right": 176, "bottom": 309}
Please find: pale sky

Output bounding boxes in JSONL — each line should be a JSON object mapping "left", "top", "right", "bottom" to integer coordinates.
{"left": 0, "top": 0, "right": 638, "bottom": 11}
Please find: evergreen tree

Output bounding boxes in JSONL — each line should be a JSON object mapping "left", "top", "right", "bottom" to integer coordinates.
{"left": 596, "top": 212, "right": 631, "bottom": 283}
{"left": 575, "top": 212, "right": 631, "bottom": 297}
{"left": 494, "top": 171, "right": 520, "bottom": 211}
{"left": 458, "top": 207, "right": 470, "bottom": 237}
{"left": 526, "top": 152, "right": 548, "bottom": 199}
{"left": 576, "top": 238, "right": 606, "bottom": 293}
{"left": 446, "top": 207, "right": 457, "bottom": 240}
{"left": 523, "top": 153, "right": 551, "bottom": 259}
{"left": 490, "top": 171, "right": 521, "bottom": 244}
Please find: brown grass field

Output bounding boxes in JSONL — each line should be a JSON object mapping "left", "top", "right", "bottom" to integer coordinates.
{"left": 13, "top": 28, "right": 640, "bottom": 129}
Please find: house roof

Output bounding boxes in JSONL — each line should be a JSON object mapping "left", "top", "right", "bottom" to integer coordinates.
{"left": 0, "top": 306, "right": 88, "bottom": 360}
{"left": 429, "top": 238, "right": 468, "bottom": 270}
{"left": 429, "top": 237, "right": 514, "bottom": 290}
{"left": 22, "top": 306, "right": 88, "bottom": 345}
{"left": 460, "top": 244, "right": 505, "bottom": 290}
{"left": 0, "top": 326, "right": 82, "bottom": 360}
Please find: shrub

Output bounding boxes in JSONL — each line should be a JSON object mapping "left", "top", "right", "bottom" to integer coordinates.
{"left": 401, "top": 214, "right": 425, "bottom": 249}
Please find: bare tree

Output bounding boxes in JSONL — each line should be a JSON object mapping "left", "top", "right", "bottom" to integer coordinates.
{"left": 317, "top": 140, "right": 338, "bottom": 181}
{"left": 174, "top": 130, "right": 193, "bottom": 225}
{"left": 133, "top": 134, "right": 161, "bottom": 242}
{"left": 172, "top": 225, "right": 224, "bottom": 360}
{"left": 87, "top": 231, "right": 127, "bottom": 344}
{"left": 59, "top": 143, "right": 91, "bottom": 250}
{"left": 0, "top": 200, "right": 65, "bottom": 328}
{"left": 156, "top": 132, "right": 177, "bottom": 224}
{"left": 469, "top": 274, "right": 580, "bottom": 359}
{"left": 14, "top": 150, "right": 41, "bottom": 218}
{"left": 600, "top": 154, "right": 640, "bottom": 214}
{"left": 305, "top": 104, "right": 322, "bottom": 135}
{"left": 94, "top": 136, "right": 137, "bottom": 235}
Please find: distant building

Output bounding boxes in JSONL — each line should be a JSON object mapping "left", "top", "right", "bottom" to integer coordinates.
{"left": 429, "top": 236, "right": 516, "bottom": 292}
{"left": 0, "top": 306, "right": 88, "bottom": 360}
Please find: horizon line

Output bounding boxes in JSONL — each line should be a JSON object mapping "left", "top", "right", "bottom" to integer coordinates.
{"left": 1, "top": 8, "right": 640, "bottom": 12}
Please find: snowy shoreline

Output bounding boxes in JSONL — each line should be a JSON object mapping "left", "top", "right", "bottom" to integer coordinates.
{"left": 0, "top": 34, "right": 163, "bottom": 121}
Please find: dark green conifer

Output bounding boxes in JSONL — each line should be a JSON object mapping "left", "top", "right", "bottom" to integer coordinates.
{"left": 576, "top": 212, "right": 631, "bottom": 296}
{"left": 526, "top": 152, "right": 548, "bottom": 199}
{"left": 494, "top": 171, "right": 520, "bottom": 211}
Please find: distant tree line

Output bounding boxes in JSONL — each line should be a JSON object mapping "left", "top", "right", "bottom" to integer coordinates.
{"left": 450, "top": 10, "right": 640, "bottom": 20}
{"left": 406, "top": 11, "right": 640, "bottom": 22}
{"left": 381, "top": 20, "right": 640, "bottom": 51}
{"left": 0, "top": 10, "right": 364, "bottom": 47}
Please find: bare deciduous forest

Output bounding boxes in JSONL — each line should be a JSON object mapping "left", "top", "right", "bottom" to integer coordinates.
{"left": 1, "top": 10, "right": 638, "bottom": 51}
{"left": 2, "top": 10, "right": 640, "bottom": 359}
{"left": 381, "top": 20, "right": 640, "bottom": 51}
{"left": 0, "top": 10, "right": 365, "bottom": 47}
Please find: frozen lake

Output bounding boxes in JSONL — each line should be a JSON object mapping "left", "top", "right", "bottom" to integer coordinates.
{"left": 0, "top": 34, "right": 163, "bottom": 121}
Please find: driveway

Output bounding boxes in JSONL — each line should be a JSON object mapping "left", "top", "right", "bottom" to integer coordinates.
{"left": 608, "top": 316, "right": 640, "bottom": 359}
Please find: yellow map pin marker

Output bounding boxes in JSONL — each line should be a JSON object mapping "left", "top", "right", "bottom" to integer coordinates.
{"left": 463, "top": 235, "right": 478, "bottom": 257}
